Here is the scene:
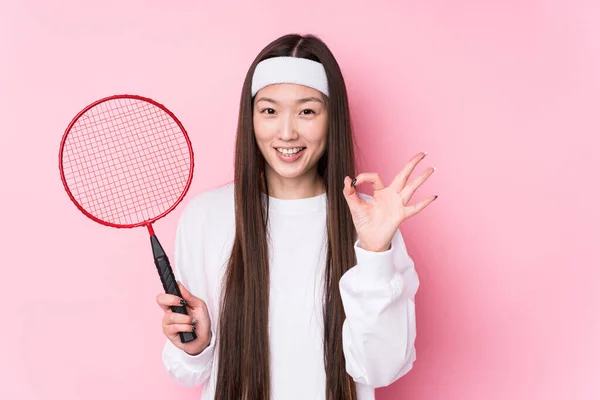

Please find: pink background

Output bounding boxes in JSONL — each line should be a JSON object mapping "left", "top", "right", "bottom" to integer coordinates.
{"left": 1, "top": 1, "right": 598, "bottom": 399}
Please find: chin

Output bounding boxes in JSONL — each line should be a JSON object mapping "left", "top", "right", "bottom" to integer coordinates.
{"left": 271, "top": 167, "right": 307, "bottom": 179}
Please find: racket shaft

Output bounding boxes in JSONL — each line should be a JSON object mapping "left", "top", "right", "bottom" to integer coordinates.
{"left": 151, "top": 235, "right": 197, "bottom": 343}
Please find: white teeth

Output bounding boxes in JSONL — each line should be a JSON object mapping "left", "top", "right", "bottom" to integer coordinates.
{"left": 276, "top": 147, "right": 304, "bottom": 155}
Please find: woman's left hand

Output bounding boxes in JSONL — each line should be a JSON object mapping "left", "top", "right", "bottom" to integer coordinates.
{"left": 343, "top": 152, "right": 437, "bottom": 252}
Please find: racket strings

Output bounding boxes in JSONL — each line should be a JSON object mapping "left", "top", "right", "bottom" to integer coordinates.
{"left": 61, "top": 98, "right": 191, "bottom": 226}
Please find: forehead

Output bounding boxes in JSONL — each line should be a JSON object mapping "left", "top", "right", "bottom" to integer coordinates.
{"left": 255, "top": 83, "right": 324, "bottom": 104}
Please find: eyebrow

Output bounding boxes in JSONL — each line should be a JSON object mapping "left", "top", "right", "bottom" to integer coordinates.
{"left": 255, "top": 96, "right": 323, "bottom": 105}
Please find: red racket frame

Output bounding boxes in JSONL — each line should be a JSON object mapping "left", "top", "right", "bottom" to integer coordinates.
{"left": 58, "top": 94, "right": 194, "bottom": 237}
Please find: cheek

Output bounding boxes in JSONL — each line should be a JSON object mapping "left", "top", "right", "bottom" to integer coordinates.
{"left": 253, "top": 118, "right": 274, "bottom": 144}
{"left": 302, "top": 120, "right": 328, "bottom": 147}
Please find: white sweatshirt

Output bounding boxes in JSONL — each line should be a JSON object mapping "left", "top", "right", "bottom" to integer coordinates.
{"left": 161, "top": 182, "right": 419, "bottom": 400}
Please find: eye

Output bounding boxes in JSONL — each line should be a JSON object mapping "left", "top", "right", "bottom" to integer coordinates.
{"left": 301, "top": 109, "right": 315, "bottom": 115}
{"left": 261, "top": 108, "right": 276, "bottom": 115}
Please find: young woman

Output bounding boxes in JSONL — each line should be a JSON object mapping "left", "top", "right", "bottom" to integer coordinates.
{"left": 156, "top": 33, "right": 436, "bottom": 400}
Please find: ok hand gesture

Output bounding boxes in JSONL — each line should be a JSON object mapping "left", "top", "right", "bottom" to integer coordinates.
{"left": 343, "top": 152, "right": 437, "bottom": 252}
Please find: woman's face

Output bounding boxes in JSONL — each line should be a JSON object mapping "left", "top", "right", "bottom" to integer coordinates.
{"left": 253, "top": 83, "right": 328, "bottom": 181}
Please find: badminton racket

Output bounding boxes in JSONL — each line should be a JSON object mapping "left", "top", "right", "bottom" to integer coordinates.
{"left": 59, "top": 94, "right": 197, "bottom": 343}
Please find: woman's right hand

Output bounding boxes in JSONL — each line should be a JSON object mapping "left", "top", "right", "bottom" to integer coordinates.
{"left": 156, "top": 281, "right": 212, "bottom": 356}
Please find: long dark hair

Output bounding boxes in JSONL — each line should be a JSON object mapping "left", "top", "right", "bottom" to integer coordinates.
{"left": 215, "top": 33, "right": 358, "bottom": 400}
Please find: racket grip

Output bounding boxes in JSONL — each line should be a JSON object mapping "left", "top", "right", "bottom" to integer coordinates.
{"left": 151, "top": 235, "right": 197, "bottom": 344}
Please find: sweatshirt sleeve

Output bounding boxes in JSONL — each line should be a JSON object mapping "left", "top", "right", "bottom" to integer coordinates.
{"left": 339, "top": 228, "right": 420, "bottom": 388}
{"left": 161, "top": 194, "right": 216, "bottom": 387}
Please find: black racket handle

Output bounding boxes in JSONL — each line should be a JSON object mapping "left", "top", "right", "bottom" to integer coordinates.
{"left": 151, "top": 235, "right": 197, "bottom": 344}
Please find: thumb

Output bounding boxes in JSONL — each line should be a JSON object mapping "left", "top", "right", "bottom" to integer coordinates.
{"left": 177, "top": 281, "right": 203, "bottom": 307}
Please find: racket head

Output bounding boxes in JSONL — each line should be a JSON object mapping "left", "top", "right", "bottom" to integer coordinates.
{"left": 59, "top": 94, "right": 194, "bottom": 229}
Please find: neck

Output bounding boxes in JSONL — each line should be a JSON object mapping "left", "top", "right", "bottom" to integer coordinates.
{"left": 262, "top": 167, "right": 325, "bottom": 199}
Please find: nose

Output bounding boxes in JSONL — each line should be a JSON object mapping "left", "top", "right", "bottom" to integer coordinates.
{"left": 278, "top": 113, "right": 299, "bottom": 141}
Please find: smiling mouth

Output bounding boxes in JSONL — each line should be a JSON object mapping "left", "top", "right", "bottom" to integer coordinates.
{"left": 274, "top": 147, "right": 306, "bottom": 156}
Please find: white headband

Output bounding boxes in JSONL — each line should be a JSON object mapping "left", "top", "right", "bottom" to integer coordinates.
{"left": 251, "top": 56, "right": 329, "bottom": 97}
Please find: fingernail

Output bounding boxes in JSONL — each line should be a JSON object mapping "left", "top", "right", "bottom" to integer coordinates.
{"left": 180, "top": 299, "right": 187, "bottom": 306}
{"left": 191, "top": 325, "right": 196, "bottom": 331}
{"left": 192, "top": 319, "right": 198, "bottom": 324}
{"left": 351, "top": 178, "right": 357, "bottom": 187}
{"left": 422, "top": 152, "right": 428, "bottom": 159}
{"left": 434, "top": 195, "right": 438, "bottom": 201}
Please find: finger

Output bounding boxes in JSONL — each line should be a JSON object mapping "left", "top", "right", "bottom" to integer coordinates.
{"left": 164, "top": 323, "right": 196, "bottom": 337}
{"left": 353, "top": 172, "right": 385, "bottom": 191}
{"left": 342, "top": 176, "right": 364, "bottom": 211}
{"left": 391, "top": 152, "right": 428, "bottom": 192}
{"left": 156, "top": 293, "right": 185, "bottom": 311}
{"left": 177, "top": 282, "right": 204, "bottom": 308}
{"left": 167, "top": 311, "right": 195, "bottom": 325}
{"left": 403, "top": 194, "right": 438, "bottom": 219}
{"left": 401, "top": 167, "right": 435, "bottom": 204}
